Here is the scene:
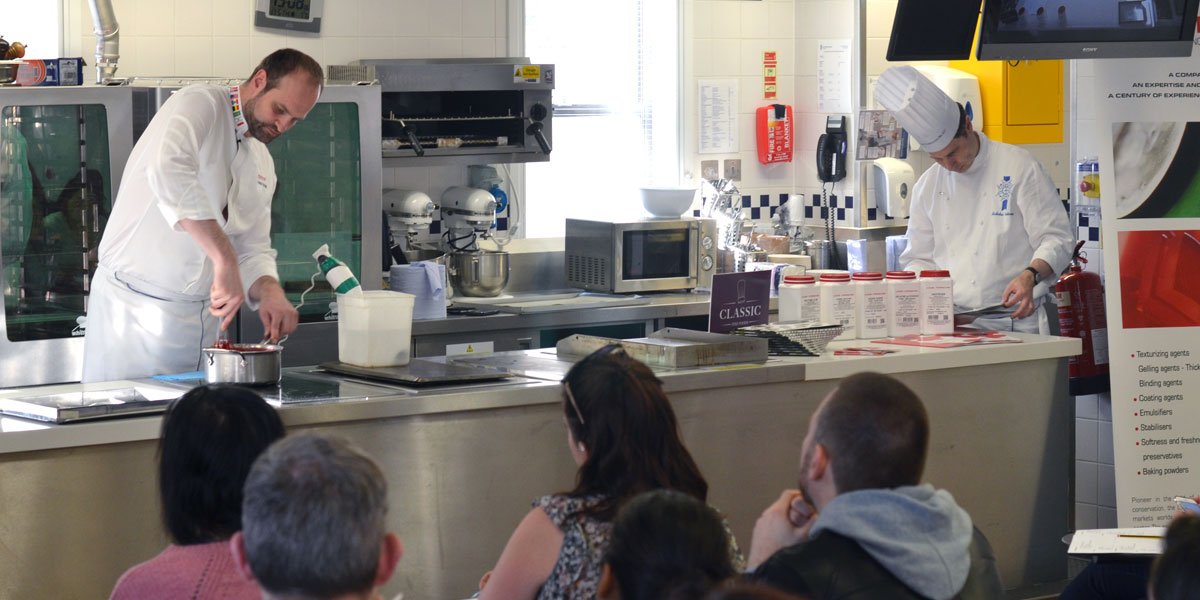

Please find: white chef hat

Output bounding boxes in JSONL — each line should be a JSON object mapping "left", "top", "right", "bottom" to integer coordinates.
{"left": 875, "top": 66, "right": 961, "bottom": 153}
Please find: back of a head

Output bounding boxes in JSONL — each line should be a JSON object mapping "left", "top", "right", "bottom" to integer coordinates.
{"left": 814, "top": 372, "right": 929, "bottom": 493}
{"left": 241, "top": 433, "right": 388, "bottom": 599}
{"left": 1149, "top": 514, "right": 1200, "bottom": 600}
{"left": 159, "top": 384, "right": 284, "bottom": 545}
{"left": 562, "top": 345, "right": 708, "bottom": 519}
{"left": 250, "top": 48, "right": 324, "bottom": 92}
{"left": 604, "top": 489, "right": 735, "bottom": 600}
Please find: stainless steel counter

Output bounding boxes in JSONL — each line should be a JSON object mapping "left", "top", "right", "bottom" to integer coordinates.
{"left": 0, "top": 334, "right": 1080, "bottom": 599}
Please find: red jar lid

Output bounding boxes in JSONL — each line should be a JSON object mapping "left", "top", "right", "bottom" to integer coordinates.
{"left": 920, "top": 270, "right": 951, "bottom": 278}
{"left": 886, "top": 271, "right": 917, "bottom": 279}
{"left": 783, "top": 275, "right": 816, "bottom": 284}
{"left": 851, "top": 272, "right": 883, "bottom": 280}
{"left": 818, "top": 273, "right": 851, "bottom": 282}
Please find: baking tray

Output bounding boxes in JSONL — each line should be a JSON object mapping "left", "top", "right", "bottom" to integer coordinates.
{"left": 319, "top": 358, "right": 511, "bottom": 386}
{"left": 556, "top": 328, "right": 768, "bottom": 367}
{"left": 0, "top": 383, "right": 186, "bottom": 423}
{"left": 453, "top": 291, "right": 650, "bottom": 314}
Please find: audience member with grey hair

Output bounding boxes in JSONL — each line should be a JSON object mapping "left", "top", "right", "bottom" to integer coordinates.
{"left": 231, "top": 433, "right": 403, "bottom": 600}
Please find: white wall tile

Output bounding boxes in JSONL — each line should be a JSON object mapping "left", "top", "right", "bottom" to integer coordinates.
{"left": 174, "top": 0, "right": 212, "bottom": 36}
{"left": 360, "top": 37, "right": 401, "bottom": 60}
{"left": 321, "top": 0, "right": 363, "bottom": 37}
{"left": 174, "top": 37, "right": 213, "bottom": 77}
{"left": 428, "top": 0, "right": 466, "bottom": 37}
{"left": 282, "top": 35, "right": 326, "bottom": 65}
{"left": 494, "top": 0, "right": 509, "bottom": 38}
{"left": 1098, "top": 464, "right": 1117, "bottom": 507}
{"left": 712, "top": 2, "right": 741, "bottom": 38}
{"left": 393, "top": 0, "right": 433, "bottom": 36}
{"left": 1077, "top": 417, "right": 1099, "bottom": 462}
{"left": 462, "top": 37, "right": 498, "bottom": 58}
{"left": 1075, "top": 502, "right": 1098, "bottom": 529}
{"left": 1076, "top": 459, "right": 1098, "bottom": 504}
{"left": 1098, "top": 418, "right": 1114, "bottom": 465}
{"left": 250, "top": 35, "right": 288, "bottom": 67}
{"left": 1098, "top": 391, "right": 1113, "bottom": 422}
{"left": 865, "top": 0, "right": 897, "bottom": 38}
{"left": 425, "top": 37, "right": 464, "bottom": 58}
{"left": 360, "top": 0, "right": 405, "bottom": 37}
{"left": 136, "top": 36, "right": 176, "bottom": 76}
{"left": 211, "top": 36, "right": 252, "bottom": 79}
{"left": 212, "top": 0, "right": 254, "bottom": 36}
{"left": 694, "top": 1, "right": 715, "bottom": 39}
{"left": 694, "top": 42, "right": 716, "bottom": 78}
{"left": 741, "top": 1, "right": 769, "bottom": 39}
{"left": 768, "top": 1, "right": 794, "bottom": 39}
{"left": 462, "top": 0, "right": 497, "bottom": 38}
{"left": 135, "top": 0, "right": 174, "bottom": 36}
{"left": 1076, "top": 394, "right": 1098, "bottom": 420}
{"left": 711, "top": 39, "right": 741, "bottom": 77}
{"left": 323, "top": 38, "right": 364, "bottom": 68}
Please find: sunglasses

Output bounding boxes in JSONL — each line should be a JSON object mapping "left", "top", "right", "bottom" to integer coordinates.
{"left": 563, "top": 344, "right": 628, "bottom": 426}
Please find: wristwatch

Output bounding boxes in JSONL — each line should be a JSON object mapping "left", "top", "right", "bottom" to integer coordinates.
{"left": 1023, "top": 266, "right": 1040, "bottom": 284}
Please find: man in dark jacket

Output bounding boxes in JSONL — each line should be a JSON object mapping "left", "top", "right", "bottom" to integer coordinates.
{"left": 746, "top": 372, "right": 1004, "bottom": 600}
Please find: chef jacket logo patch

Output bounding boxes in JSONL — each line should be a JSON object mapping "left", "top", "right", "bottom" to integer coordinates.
{"left": 991, "top": 175, "right": 1014, "bottom": 216}
{"left": 257, "top": 174, "right": 269, "bottom": 189}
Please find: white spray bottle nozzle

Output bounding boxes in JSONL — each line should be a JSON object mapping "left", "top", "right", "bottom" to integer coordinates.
{"left": 313, "top": 243, "right": 331, "bottom": 261}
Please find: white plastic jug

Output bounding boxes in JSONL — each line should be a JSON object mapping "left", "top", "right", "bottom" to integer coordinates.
{"left": 337, "top": 290, "right": 416, "bottom": 367}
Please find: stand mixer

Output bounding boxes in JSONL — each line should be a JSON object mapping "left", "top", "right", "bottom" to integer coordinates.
{"left": 383, "top": 189, "right": 438, "bottom": 263}
{"left": 440, "top": 186, "right": 497, "bottom": 252}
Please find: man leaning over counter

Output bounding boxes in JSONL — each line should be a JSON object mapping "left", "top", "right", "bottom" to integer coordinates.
{"left": 82, "top": 49, "right": 323, "bottom": 382}
{"left": 876, "top": 66, "right": 1073, "bottom": 335}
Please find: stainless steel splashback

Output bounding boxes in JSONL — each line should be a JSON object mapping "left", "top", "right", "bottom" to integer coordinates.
{"left": 349, "top": 58, "right": 554, "bottom": 166}
{"left": 0, "top": 86, "right": 133, "bottom": 387}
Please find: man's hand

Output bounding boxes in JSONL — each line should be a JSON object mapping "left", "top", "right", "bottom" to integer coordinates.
{"left": 747, "top": 489, "right": 816, "bottom": 571}
{"left": 1001, "top": 270, "right": 1037, "bottom": 320}
{"left": 251, "top": 277, "right": 298, "bottom": 342}
{"left": 211, "top": 262, "right": 245, "bottom": 330}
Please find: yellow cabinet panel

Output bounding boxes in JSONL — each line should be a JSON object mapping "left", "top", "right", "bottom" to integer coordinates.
{"left": 950, "top": 51, "right": 1063, "bottom": 144}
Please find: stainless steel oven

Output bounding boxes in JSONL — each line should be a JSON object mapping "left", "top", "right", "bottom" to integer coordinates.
{"left": 565, "top": 218, "right": 717, "bottom": 293}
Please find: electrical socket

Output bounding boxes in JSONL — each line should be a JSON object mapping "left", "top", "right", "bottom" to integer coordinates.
{"left": 724, "top": 159, "right": 742, "bottom": 181}
{"left": 701, "top": 160, "right": 719, "bottom": 180}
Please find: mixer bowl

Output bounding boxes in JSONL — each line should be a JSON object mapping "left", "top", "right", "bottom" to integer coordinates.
{"left": 448, "top": 250, "right": 509, "bottom": 297}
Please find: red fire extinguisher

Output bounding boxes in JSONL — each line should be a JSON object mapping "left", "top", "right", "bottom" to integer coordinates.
{"left": 1056, "top": 240, "right": 1110, "bottom": 395}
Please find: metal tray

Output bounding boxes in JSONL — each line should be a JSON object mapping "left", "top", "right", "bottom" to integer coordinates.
{"left": 556, "top": 328, "right": 768, "bottom": 367}
{"left": 453, "top": 291, "right": 650, "bottom": 314}
{"left": 0, "top": 383, "right": 186, "bottom": 423}
{"left": 319, "top": 358, "right": 511, "bottom": 386}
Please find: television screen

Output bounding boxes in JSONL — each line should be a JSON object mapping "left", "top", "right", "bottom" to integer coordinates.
{"left": 886, "top": 0, "right": 983, "bottom": 61}
{"left": 978, "top": 0, "right": 1200, "bottom": 59}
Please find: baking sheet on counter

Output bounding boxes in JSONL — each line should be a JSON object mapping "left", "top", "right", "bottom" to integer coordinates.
{"left": 0, "top": 382, "right": 186, "bottom": 423}
{"left": 452, "top": 291, "right": 650, "bottom": 314}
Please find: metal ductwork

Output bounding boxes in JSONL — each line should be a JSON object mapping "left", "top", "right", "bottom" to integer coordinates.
{"left": 88, "top": 0, "right": 120, "bottom": 83}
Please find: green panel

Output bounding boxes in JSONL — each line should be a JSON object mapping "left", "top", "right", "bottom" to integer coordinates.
{"left": 2, "top": 103, "right": 113, "bottom": 341}
{"left": 268, "top": 102, "right": 363, "bottom": 323}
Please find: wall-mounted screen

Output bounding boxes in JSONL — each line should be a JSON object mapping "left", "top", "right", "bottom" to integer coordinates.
{"left": 886, "top": 0, "right": 983, "bottom": 61}
{"left": 978, "top": 0, "right": 1200, "bottom": 60}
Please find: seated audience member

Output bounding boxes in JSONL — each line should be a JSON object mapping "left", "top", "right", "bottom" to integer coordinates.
{"left": 479, "top": 344, "right": 742, "bottom": 600}
{"left": 110, "top": 385, "right": 285, "bottom": 600}
{"left": 232, "top": 433, "right": 403, "bottom": 600}
{"left": 1148, "top": 514, "right": 1200, "bottom": 600}
{"left": 706, "top": 583, "right": 807, "bottom": 600}
{"left": 746, "top": 371, "right": 1004, "bottom": 600}
{"left": 599, "top": 489, "right": 737, "bottom": 600}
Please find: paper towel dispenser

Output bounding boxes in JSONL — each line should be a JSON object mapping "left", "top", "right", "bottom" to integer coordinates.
{"left": 871, "top": 158, "right": 915, "bottom": 220}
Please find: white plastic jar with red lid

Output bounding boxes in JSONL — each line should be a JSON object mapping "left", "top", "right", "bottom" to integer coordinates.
{"left": 818, "top": 272, "right": 855, "bottom": 340}
{"left": 886, "top": 271, "right": 922, "bottom": 337}
{"left": 779, "top": 274, "right": 819, "bottom": 323}
{"left": 852, "top": 272, "right": 887, "bottom": 339}
{"left": 919, "top": 270, "right": 954, "bottom": 335}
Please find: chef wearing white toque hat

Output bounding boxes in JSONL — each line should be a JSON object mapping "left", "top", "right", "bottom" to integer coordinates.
{"left": 875, "top": 66, "right": 1072, "bottom": 334}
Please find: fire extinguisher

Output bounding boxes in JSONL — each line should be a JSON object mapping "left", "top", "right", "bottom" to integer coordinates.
{"left": 1056, "top": 240, "right": 1110, "bottom": 396}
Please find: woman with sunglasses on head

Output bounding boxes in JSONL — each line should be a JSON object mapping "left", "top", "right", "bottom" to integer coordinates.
{"left": 478, "top": 345, "right": 742, "bottom": 600}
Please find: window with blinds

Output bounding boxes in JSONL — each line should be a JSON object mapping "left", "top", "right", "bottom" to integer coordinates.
{"left": 523, "top": 0, "right": 680, "bottom": 237}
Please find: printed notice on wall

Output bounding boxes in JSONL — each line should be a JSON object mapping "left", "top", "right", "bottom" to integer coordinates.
{"left": 817, "top": 39, "right": 852, "bottom": 114}
{"left": 699, "top": 79, "right": 738, "bottom": 154}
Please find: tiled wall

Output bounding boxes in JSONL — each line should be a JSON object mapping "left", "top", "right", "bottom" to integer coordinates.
{"left": 1070, "top": 59, "right": 1118, "bottom": 530}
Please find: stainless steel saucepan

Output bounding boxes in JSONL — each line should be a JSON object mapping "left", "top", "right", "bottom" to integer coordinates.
{"left": 203, "top": 343, "right": 282, "bottom": 385}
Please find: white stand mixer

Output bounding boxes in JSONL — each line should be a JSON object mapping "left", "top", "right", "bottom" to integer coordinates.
{"left": 383, "top": 189, "right": 439, "bottom": 264}
{"left": 440, "top": 186, "right": 497, "bottom": 252}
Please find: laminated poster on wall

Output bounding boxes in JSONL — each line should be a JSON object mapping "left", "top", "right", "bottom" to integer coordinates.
{"left": 856, "top": 109, "right": 908, "bottom": 160}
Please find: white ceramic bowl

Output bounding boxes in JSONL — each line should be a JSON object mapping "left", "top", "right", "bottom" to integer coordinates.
{"left": 640, "top": 186, "right": 697, "bottom": 218}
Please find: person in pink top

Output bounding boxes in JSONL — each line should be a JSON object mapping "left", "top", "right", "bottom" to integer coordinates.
{"left": 109, "top": 384, "right": 285, "bottom": 600}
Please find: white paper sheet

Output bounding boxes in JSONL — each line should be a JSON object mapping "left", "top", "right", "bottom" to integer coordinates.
{"left": 817, "top": 40, "right": 852, "bottom": 114}
{"left": 699, "top": 79, "right": 738, "bottom": 154}
{"left": 1067, "top": 527, "right": 1166, "bottom": 555}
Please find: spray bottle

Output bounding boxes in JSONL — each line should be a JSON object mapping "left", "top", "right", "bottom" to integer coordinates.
{"left": 313, "top": 244, "right": 361, "bottom": 295}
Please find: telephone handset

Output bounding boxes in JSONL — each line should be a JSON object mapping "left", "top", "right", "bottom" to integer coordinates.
{"left": 816, "top": 115, "right": 848, "bottom": 183}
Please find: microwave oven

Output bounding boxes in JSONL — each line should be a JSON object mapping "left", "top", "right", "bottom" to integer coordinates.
{"left": 565, "top": 218, "right": 717, "bottom": 293}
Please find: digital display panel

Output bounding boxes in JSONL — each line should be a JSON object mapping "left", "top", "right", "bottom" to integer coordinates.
{"left": 269, "top": 0, "right": 312, "bottom": 20}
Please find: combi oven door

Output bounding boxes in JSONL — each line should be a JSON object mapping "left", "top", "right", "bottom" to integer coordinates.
{"left": 0, "top": 87, "right": 133, "bottom": 387}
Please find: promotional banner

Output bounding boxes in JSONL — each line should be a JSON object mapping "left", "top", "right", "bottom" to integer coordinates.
{"left": 1095, "top": 55, "right": 1200, "bottom": 525}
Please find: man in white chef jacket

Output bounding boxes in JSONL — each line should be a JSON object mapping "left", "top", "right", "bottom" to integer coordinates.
{"left": 82, "top": 49, "right": 323, "bottom": 382}
{"left": 875, "top": 66, "right": 1073, "bottom": 334}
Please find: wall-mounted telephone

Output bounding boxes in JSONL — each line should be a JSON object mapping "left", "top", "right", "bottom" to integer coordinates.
{"left": 817, "top": 115, "right": 848, "bottom": 183}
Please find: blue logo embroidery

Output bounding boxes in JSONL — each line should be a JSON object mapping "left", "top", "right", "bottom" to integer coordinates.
{"left": 992, "top": 175, "right": 1014, "bottom": 216}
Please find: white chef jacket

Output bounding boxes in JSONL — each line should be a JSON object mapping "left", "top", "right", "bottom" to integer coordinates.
{"left": 900, "top": 133, "right": 1072, "bottom": 332}
{"left": 82, "top": 85, "right": 279, "bottom": 382}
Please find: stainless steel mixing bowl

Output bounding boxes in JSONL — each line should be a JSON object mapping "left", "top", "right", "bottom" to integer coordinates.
{"left": 448, "top": 250, "right": 509, "bottom": 297}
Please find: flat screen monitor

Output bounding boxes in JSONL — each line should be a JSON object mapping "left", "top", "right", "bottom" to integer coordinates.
{"left": 978, "top": 0, "right": 1200, "bottom": 60}
{"left": 886, "top": 0, "right": 983, "bottom": 61}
